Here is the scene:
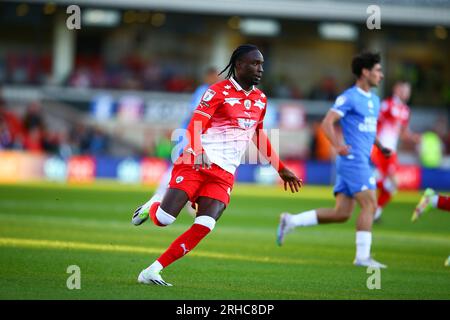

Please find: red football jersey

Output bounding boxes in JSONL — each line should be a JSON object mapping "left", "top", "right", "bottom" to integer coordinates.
{"left": 377, "top": 96, "right": 410, "bottom": 151}
{"left": 193, "top": 77, "right": 268, "bottom": 174}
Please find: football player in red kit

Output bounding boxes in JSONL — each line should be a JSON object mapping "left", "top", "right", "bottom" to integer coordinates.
{"left": 370, "top": 81, "right": 421, "bottom": 221}
{"left": 131, "top": 44, "right": 303, "bottom": 286}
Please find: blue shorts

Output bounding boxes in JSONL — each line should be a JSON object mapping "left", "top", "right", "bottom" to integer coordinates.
{"left": 333, "top": 168, "right": 376, "bottom": 197}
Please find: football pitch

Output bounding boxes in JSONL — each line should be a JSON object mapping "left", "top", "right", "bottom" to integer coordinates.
{"left": 0, "top": 182, "right": 449, "bottom": 300}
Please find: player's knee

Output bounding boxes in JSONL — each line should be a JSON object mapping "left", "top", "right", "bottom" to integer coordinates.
{"left": 154, "top": 206, "right": 176, "bottom": 226}
{"left": 360, "top": 198, "right": 377, "bottom": 214}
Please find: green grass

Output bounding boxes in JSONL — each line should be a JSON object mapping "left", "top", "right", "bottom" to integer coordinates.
{"left": 0, "top": 181, "right": 449, "bottom": 299}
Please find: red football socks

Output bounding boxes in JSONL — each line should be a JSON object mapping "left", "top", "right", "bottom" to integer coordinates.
{"left": 377, "top": 187, "right": 392, "bottom": 208}
{"left": 437, "top": 195, "right": 450, "bottom": 211}
{"left": 157, "top": 223, "right": 211, "bottom": 268}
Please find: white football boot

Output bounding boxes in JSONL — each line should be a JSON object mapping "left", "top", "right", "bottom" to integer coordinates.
{"left": 131, "top": 194, "right": 162, "bottom": 226}
{"left": 353, "top": 256, "right": 387, "bottom": 269}
{"left": 276, "top": 213, "right": 294, "bottom": 246}
{"left": 138, "top": 268, "right": 172, "bottom": 286}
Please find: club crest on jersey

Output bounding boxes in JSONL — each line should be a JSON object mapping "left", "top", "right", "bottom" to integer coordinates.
{"left": 238, "top": 118, "right": 256, "bottom": 129}
{"left": 202, "top": 89, "right": 216, "bottom": 102}
{"left": 175, "top": 176, "right": 184, "bottom": 184}
{"left": 335, "top": 95, "right": 346, "bottom": 107}
{"left": 244, "top": 99, "right": 252, "bottom": 110}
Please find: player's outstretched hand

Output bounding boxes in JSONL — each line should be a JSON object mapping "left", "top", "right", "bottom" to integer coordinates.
{"left": 278, "top": 168, "right": 303, "bottom": 193}
{"left": 193, "top": 152, "right": 212, "bottom": 170}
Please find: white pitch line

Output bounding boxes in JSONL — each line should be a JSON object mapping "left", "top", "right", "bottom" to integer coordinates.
{"left": 0, "top": 237, "right": 322, "bottom": 266}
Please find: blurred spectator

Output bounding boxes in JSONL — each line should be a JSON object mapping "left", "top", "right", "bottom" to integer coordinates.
{"left": 0, "top": 114, "right": 13, "bottom": 149}
{"left": 434, "top": 117, "right": 450, "bottom": 155}
{"left": 69, "top": 122, "right": 91, "bottom": 155}
{"left": 22, "top": 126, "right": 44, "bottom": 153}
{"left": 309, "top": 121, "right": 335, "bottom": 161}
{"left": 57, "top": 130, "right": 75, "bottom": 160}
{"left": 309, "top": 76, "right": 338, "bottom": 101}
{"left": 272, "top": 75, "right": 303, "bottom": 99}
{"left": 419, "top": 130, "right": 444, "bottom": 168}
{"left": 154, "top": 131, "right": 173, "bottom": 160}
{"left": 0, "top": 100, "right": 24, "bottom": 148}
{"left": 23, "top": 101, "right": 44, "bottom": 132}
{"left": 68, "top": 67, "right": 92, "bottom": 88}
{"left": 21, "top": 101, "right": 46, "bottom": 153}
{"left": 42, "top": 130, "right": 61, "bottom": 154}
{"left": 88, "top": 127, "right": 109, "bottom": 155}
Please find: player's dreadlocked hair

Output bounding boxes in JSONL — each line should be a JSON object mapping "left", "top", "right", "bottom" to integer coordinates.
{"left": 219, "top": 44, "right": 259, "bottom": 79}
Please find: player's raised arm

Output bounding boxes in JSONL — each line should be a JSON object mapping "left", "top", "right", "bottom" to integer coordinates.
{"left": 253, "top": 123, "right": 303, "bottom": 193}
{"left": 321, "top": 109, "right": 351, "bottom": 156}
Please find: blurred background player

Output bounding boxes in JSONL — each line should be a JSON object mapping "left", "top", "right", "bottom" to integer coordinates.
{"left": 151, "top": 67, "right": 220, "bottom": 216}
{"left": 371, "top": 81, "right": 421, "bottom": 221}
{"left": 276, "top": 52, "right": 391, "bottom": 268}
{"left": 131, "top": 44, "right": 302, "bottom": 286}
{"left": 412, "top": 188, "right": 450, "bottom": 222}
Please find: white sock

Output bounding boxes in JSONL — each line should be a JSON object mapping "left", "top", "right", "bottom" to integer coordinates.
{"left": 290, "top": 210, "right": 318, "bottom": 227}
{"left": 374, "top": 207, "right": 382, "bottom": 220}
{"left": 156, "top": 207, "right": 176, "bottom": 225}
{"left": 194, "top": 215, "right": 216, "bottom": 231}
{"left": 431, "top": 195, "right": 438, "bottom": 208}
{"left": 147, "top": 260, "right": 163, "bottom": 273}
{"left": 356, "top": 231, "right": 372, "bottom": 260}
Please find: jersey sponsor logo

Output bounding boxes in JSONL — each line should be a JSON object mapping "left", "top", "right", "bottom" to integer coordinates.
{"left": 254, "top": 99, "right": 265, "bottom": 110}
{"left": 200, "top": 101, "right": 210, "bottom": 108}
{"left": 202, "top": 89, "right": 216, "bottom": 102}
{"left": 358, "top": 117, "right": 377, "bottom": 132}
{"left": 175, "top": 176, "right": 184, "bottom": 184}
{"left": 237, "top": 118, "right": 256, "bottom": 129}
{"left": 222, "top": 91, "right": 229, "bottom": 96}
{"left": 224, "top": 97, "right": 241, "bottom": 106}
{"left": 244, "top": 99, "right": 251, "bottom": 110}
{"left": 224, "top": 85, "right": 231, "bottom": 90}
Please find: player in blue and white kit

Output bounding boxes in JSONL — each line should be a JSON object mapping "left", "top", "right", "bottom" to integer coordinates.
{"left": 276, "top": 52, "right": 391, "bottom": 268}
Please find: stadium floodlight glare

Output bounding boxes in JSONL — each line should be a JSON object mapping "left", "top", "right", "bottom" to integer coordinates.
{"left": 318, "top": 23, "right": 358, "bottom": 41}
{"left": 240, "top": 18, "right": 280, "bottom": 36}
{"left": 82, "top": 9, "right": 121, "bottom": 27}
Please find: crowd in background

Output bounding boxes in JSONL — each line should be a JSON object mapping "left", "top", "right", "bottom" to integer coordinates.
{"left": 1, "top": 51, "right": 339, "bottom": 101}
{"left": 0, "top": 99, "right": 110, "bottom": 158}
